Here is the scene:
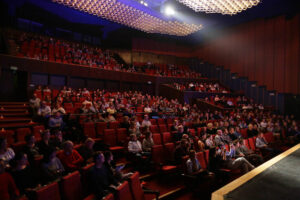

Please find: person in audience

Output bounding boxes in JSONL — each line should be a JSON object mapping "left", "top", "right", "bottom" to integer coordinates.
{"left": 29, "top": 94, "right": 41, "bottom": 115}
{"left": 104, "top": 151, "right": 132, "bottom": 182}
{"left": 106, "top": 113, "right": 116, "bottom": 122}
{"left": 205, "top": 134, "right": 216, "bottom": 149}
{"left": 186, "top": 150, "right": 203, "bottom": 176}
{"left": 23, "top": 134, "right": 40, "bottom": 165}
{"left": 10, "top": 153, "right": 39, "bottom": 195}
{"left": 0, "top": 159, "right": 20, "bottom": 200}
{"left": 120, "top": 116, "right": 130, "bottom": 130}
{"left": 51, "top": 103, "right": 66, "bottom": 115}
{"left": 256, "top": 132, "right": 279, "bottom": 157}
{"left": 78, "top": 138, "right": 95, "bottom": 164}
{"left": 48, "top": 111, "right": 64, "bottom": 130}
{"left": 88, "top": 151, "right": 119, "bottom": 199}
{"left": 247, "top": 124, "right": 258, "bottom": 138}
{"left": 214, "top": 129, "right": 226, "bottom": 147}
{"left": 229, "top": 127, "right": 239, "bottom": 141}
{"left": 142, "top": 131, "right": 154, "bottom": 152}
{"left": 37, "top": 101, "right": 51, "bottom": 123}
{"left": 224, "top": 143, "right": 255, "bottom": 174}
{"left": 128, "top": 134, "right": 143, "bottom": 155}
{"left": 174, "top": 139, "right": 190, "bottom": 164}
{"left": 235, "top": 140, "right": 263, "bottom": 166}
{"left": 58, "top": 140, "right": 84, "bottom": 172}
{"left": 41, "top": 148, "right": 65, "bottom": 184}
{"left": 38, "top": 130, "right": 52, "bottom": 155}
{"left": 0, "top": 138, "right": 15, "bottom": 168}
{"left": 50, "top": 130, "right": 65, "bottom": 150}
{"left": 174, "top": 125, "right": 186, "bottom": 142}
{"left": 141, "top": 115, "right": 152, "bottom": 128}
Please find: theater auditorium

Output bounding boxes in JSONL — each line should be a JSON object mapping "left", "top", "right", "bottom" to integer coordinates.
{"left": 0, "top": 0, "right": 299, "bottom": 199}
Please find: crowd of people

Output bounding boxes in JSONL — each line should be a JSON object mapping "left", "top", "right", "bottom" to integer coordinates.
{"left": 1, "top": 85, "right": 299, "bottom": 199}
{"left": 172, "top": 82, "right": 229, "bottom": 93}
{"left": 8, "top": 29, "right": 202, "bottom": 78}
{"left": 204, "top": 95, "right": 265, "bottom": 110}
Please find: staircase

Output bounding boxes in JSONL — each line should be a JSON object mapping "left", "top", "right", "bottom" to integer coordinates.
{"left": 0, "top": 102, "right": 36, "bottom": 129}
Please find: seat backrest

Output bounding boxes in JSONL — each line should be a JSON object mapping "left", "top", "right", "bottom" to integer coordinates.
{"left": 196, "top": 152, "right": 207, "bottom": 170}
{"left": 81, "top": 163, "right": 95, "bottom": 196}
{"left": 109, "top": 121, "right": 120, "bottom": 129}
{"left": 164, "top": 143, "right": 175, "bottom": 162}
{"left": 103, "top": 193, "right": 114, "bottom": 200}
{"left": 104, "top": 129, "right": 117, "bottom": 146}
{"left": 264, "top": 132, "right": 274, "bottom": 143}
{"left": 197, "top": 128, "right": 202, "bottom": 137}
{"left": 61, "top": 171, "right": 82, "bottom": 200}
{"left": 116, "top": 128, "right": 128, "bottom": 145}
{"left": 150, "top": 125, "right": 159, "bottom": 134}
{"left": 151, "top": 145, "right": 164, "bottom": 164}
{"left": 150, "top": 119, "right": 157, "bottom": 125}
{"left": 33, "top": 125, "right": 44, "bottom": 141}
{"left": 157, "top": 118, "right": 165, "bottom": 125}
{"left": 16, "top": 128, "right": 31, "bottom": 142}
{"left": 128, "top": 172, "right": 144, "bottom": 200}
{"left": 116, "top": 181, "right": 133, "bottom": 200}
{"left": 83, "top": 122, "right": 96, "bottom": 138}
{"left": 241, "top": 128, "right": 248, "bottom": 138}
{"left": 0, "top": 130, "right": 15, "bottom": 145}
{"left": 152, "top": 133, "right": 162, "bottom": 145}
{"left": 248, "top": 137, "right": 256, "bottom": 151}
{"left": 35, "top": 181, "right": 61, "bottom": 200}
{"left": 96, "top": 122, "right": 107, "bottom": 137}
{"left": 188, "top": 129, "right": 196, "bottom": 137}
{"left": 159, "top": 125, "right": 167, "bottom": 133}
{"left": 243, "top": 139, "right": 250, "bottom": 150}
{"left": 162, "top": 132, "right": 172, "bottom": 144}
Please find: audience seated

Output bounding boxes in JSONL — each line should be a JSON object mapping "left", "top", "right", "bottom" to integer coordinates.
{"left": 58, "top": 141, "right": 84, "bottom": 172}
{"left": 23, "top": 134, "right": 40, "bottom": 165}
{"left": 0, "top": 138, "right": 15, "bottom": 168}
{"left": 78, "top": 138, "right": 95, "bottom": 164}
{"left": 0, "top": 159, "right": 20, "bottom": 200}
{"left": 142, "top": 131, "right": 154, "bottom": 153}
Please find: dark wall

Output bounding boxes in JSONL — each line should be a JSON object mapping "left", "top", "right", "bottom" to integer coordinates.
{"left": 196, "top": 14, "right": 300, "bottom": 94}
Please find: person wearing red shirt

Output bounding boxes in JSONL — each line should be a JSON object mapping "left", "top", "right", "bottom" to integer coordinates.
{"left": 0, "top": 159, "right": 19, "bottom": 200}
{"left": 58, "top": 141, "right": 84, "bottom": 172}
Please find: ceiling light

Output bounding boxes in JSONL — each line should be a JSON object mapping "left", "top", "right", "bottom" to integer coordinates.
{"left": 165, "top": 6, "right": 175, "bottom": 16}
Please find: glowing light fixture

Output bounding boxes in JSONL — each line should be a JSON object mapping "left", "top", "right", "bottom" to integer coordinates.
{"left": 52, "top": 0, "right": 202, "bottom": 36}
{"left": 177, "top": 0, "right": 260, "bottom": 15}
{"left": 165, "top": 6, "right": 175, "bottom": 16}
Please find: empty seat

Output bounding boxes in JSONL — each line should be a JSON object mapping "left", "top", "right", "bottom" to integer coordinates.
{"left": 83, "top": 122, "right": 96, "bottom": 138}
{"left": 158, "top": 125, "right": 167, "bottom": 133}
{"left": 0, "top": 130, "right": 15, "bottom": 145}
{"left": 157, "top": 118, "right": 165, "bottom": 125}
{"left": 115, "top": 181, "right": 133, "bottom": 200}
{"left": 109, "top": 121, "right": 120, "bottom": 129}
{"left": 116, "top": 128, "right": 128, "bottom": 145}
{"left": 61, "top": 171, "right": 82, "bottom": 200}
{"left": 96, "top": 122, "right": 107, "bottom": 138}
{"left": 264, "top": 132, "right": 274, "bottom": 143}
{"left": 248, "top": 137, "right": 256, "bottom": 151}
{"left": 104, "top": 129, "right": 124, "bottom": 151}
{"left": 150, "top": 119, "right": 157, "bottom": 126}
{"left": 16, "top": 128, "right": 31, "bottom": 142}
{"left": 152, "top": 145, "right": 177, "bottom": 172}
{"left": 33, "top": 125, "right": 45, "bottom": 141}
{"left": 150, "top": 125, "right": 159, "bottom": 134}
{"left": 34, "top": 181, "right": 61, "bottom": 200}
{"left": 162, "top": 132, "right": 172, "bottom": 144}
{"left": 152, "top": 133, "right": 162, "bottom": 145}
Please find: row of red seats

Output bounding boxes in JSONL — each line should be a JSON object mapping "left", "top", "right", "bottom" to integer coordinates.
{"left": 32, "top": 169, "right": 154, "bottom": 200}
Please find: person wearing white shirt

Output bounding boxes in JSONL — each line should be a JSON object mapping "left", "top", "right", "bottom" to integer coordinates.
{"left": 0, "top": 138, "right": 15, "bottom": 167}
{"left": 128, "top": 134, "right": 142, "bottom": 155}
{"left": 141, "top": 115, "right": 152, "bottom": 128}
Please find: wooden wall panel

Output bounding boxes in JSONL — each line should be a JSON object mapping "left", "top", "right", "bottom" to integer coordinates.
{"left": 196, "top": 14, "right": 300, "bottom": 94}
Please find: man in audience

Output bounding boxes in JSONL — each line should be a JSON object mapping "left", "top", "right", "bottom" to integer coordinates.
{"left": 23, "top": 134, "right": 40, "bottom": 165}
{"left": 38, "top": 130, "right": 52, "bottom": 155}
{"left": 256, "top": 132, "right": 279, "bottom": 157}
{"left": 48, "top": 111, "right": 64, "bottom": 130}
{"left": 78, "top": 138, "right": 95, "bottom": 164}
{"left": 141, "top": 115, "right": 152, "bottom": 128}
{"left": 88, "top": 151, "right": 119, "bottom": 199}
{"left": 58, "top": 140, "right": 84, "bottom": 172}
{"left": 235, "top": 140, "right": 263, "bottom": 166}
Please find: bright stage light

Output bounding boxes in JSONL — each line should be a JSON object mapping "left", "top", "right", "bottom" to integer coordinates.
{"left": 165, "top": 6, "right": 175, "bottom": 16}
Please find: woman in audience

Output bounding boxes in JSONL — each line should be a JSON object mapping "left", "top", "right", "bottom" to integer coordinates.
{"left": 142, "top": 131, "right": 154, "bottom": 152}
{"left": 10, "top": 153, "right": 39, "bottom": 195}
{"left": 0, "top": 159, "right": 19, "bottom": 200}
{"left": 38, "top": 130, "right": 52, "bottom": 155}
{"left": 0, "top": 138, "right": 15, "bottom": 168}
{"left": 23, "top": 134, "right": 40, "bottom": 165}
{"left": 41, "top": 148, "right": 65, "bottom": 183}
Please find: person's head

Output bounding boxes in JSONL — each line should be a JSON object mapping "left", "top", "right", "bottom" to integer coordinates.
{"left": 180, "top": 138, "right": 188, "bottom": 148}
{"left": 54, "top": 130, "right": 62, "bottom": 139}
{"left": 145, "top": 131, "right": 152, "bottom": 139}
{"left": 229, "top": 127, "right": 235, "bottom": 134}
{"left": 63, "top": 140, "right": 74, "bottom": 155}
{"left": 104, "top": 151, "right": 113, "bottom": 163}
{"left": 0, "top": 138, "right": 7, "bottom": 151}
{"left": 178, "top": 125, "right": 184, "bottom": 133}
{"left": 55, "top": 112, "right": 61, "bottom": 118}
{"left": 25, "top": 134, "right": 36, "bottom": 147}
{"left": 258, "top": 132, "right": 264, "bottom": 138}
{"left": 43, "top": 148, "right": 57, "bottom": 163}
{"left": 42, "top": 130, "right": 51, "bottom": 141}
{"left": 93, "top": 151, "right": 105, "bottom": 165}
{"left": 85, "top": 138, "right": 95, "bottom": 150}
{"left": 189, "top": 150, "right": 196, "bottom": 160}
{"left": 248, "top": 124, "right": 253, "bottom": 130}
{"left": 130, "top": 134, "right": 137, "bottom": 141}
{"left": 217, "top": 129, "right": 222, "bottom": 135}
{"left": 182, "top": 134, "right": 189, "bottom": 140}
{"left": 144, "top": 115, "right": 149, "bottom": 120}
{"left": 14, "top": 152, "right": 28, "bottom": 167}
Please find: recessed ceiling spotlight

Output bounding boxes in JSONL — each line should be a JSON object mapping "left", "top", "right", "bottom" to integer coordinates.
{"left": 164, "top": 6, "right": 175, "bottom": 16}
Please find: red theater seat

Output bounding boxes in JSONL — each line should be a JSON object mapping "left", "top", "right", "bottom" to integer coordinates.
{"left": 109, "top": 121, "right": 120, "bottom": 129}
{"left": 162, "top": 132, "right": 172, "bottom": 144}
{"left": 196, "top": 152, "right": 207, "bottom": 170}
{"left": 116, "top": 181, "right": 133, "bottom": 200}
{"left": 157, "top": 118, "right": 165, "bottom": 125}
{"left": 152, "top": 133, "right": 162, "bottom": 145}
{"left": 61, "top": 171, "right": 82, "bottom": 200}
{"left": 96, "top": 122, "right": 107, "bottom": 138}
{"left": 16, "top": 128, "right": 31, "bottom": 142}
{"left": 104, "top": 129, "right": 124, "bottom": 151}
{"left": 116, "top": 128, "right": 128, "bottom": 145}
{"left": 150, "top": 125, "right": 159, "bottom": 134}
{"left": 34, "top": 182, "right": 61, "bottom": 200}
{"left": 33, "top": 125, "right": 45, "bottom": 141}
{"left": 158, "top": 124, "right": 167, "bottom": 133}
{"left": 83, "top": 122, "right": 96, "bottom": 138}
{"left": 0, "top": 130, "right": 15, "bottom": 145}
